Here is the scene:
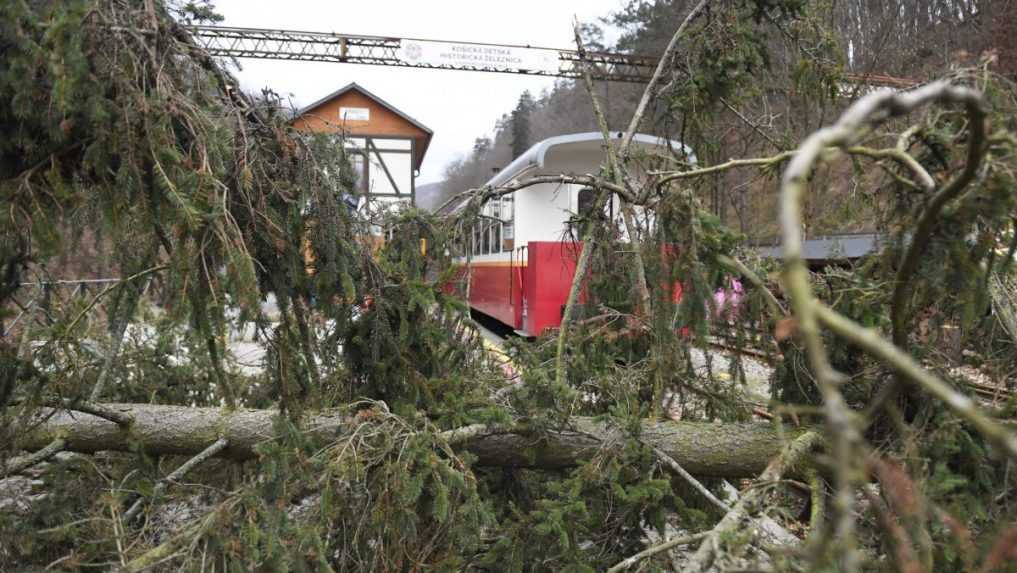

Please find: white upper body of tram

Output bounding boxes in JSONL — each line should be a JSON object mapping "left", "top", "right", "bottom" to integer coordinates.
{"left": 448, "top": 131, "right": 695, "bottom": 335}
{"left": 456, "top": 131, "right": 694, "bottom": 264}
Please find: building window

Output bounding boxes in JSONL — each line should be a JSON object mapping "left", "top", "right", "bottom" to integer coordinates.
{"left": 349, "top": 153, "right": 367, "bottom": 193}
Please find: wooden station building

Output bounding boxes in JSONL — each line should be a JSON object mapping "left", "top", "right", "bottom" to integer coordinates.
{"left": 292, "top": 82, "right": 433, "bottom": 206}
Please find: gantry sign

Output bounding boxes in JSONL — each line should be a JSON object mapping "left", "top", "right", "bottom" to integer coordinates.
{"left": 188, "top": 25, "right": 918, "bottom": 88}
{"left": 188, "top": 25, "right": 661, "bottom": 83}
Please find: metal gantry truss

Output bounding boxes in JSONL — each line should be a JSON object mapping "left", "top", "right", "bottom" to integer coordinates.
{"left": 188, "top": 25, "right": 660, "bottom": 83}
{"left": 187, "top": 25, "right": 918, "bottom": 88}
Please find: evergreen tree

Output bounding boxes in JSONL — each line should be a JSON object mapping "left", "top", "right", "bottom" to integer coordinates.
{"left": 2, "top": 1, "right": 1017, "bottom": 571}
{"left": 510, "top": 90, "right": 536, "bottom": 159}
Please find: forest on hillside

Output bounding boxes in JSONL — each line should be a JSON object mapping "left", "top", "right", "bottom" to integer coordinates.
{"left": 3, "top": 0, "right": 1017, "bottom": 572}
{"left": 440, "top": 0, "right": 1017, "bottom": 240}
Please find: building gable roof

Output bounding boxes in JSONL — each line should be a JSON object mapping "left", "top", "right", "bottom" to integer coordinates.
{"left": 297, "top": 82, "right": 433, "bottom": 135}
{"left": 295, "top": 82, "right": 433, "bottom": 170}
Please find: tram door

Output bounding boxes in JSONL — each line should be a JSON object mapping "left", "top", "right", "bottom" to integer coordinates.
{"left": 511, "top": 244, "right": 527, "bottom": 330}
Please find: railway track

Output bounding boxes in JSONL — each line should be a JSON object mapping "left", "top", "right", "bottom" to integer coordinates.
{"left": 705, "top": 339, "right": 774, "bottom": 362}
{"left": 473, "top": 316, "right": 1014, "bottom": 413}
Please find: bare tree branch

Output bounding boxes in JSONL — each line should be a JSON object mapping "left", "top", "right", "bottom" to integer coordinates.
{"left": 686, "top": 431, "right": 822, "bottom": 573}
{"left": 2, "top": 438, "right": 66, "bottom": 478}
{"left": 653, "top": 445, "right": 731, "bottom": 513}
{"left": 54, "top": 399, "right": 136, "bottom": 427}
{"left": 485, "top": 174, "right": 634, "bottom": 202}
{"left": 552, "top": 0, "right": 711, "bottom": 390}
{"left": 606, "top": 532, "right": 709, "bottom": 573}
{"left": 620, "top": 0, "right": 711, "bottom": 157}
{"left": 715, "top": 254, "right": 786, "bottom": 317}
{"left": 123, "top": 437, "right": 229, "bottom": 523}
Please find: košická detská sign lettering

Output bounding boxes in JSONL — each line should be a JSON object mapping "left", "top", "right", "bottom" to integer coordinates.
{"left": 399, "top": 40, "right": 560, "bottom": 74}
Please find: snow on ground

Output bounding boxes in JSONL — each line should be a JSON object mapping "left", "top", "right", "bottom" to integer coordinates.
{"left": 688, "top": 346, "right": 773, "bottom": 403}
{"left": 229, "top": 339, "right": 268, "bottom": 376}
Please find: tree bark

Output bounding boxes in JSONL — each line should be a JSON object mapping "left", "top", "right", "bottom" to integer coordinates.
{"left": 15, "top": 403, "right": 803, "bottom": 478}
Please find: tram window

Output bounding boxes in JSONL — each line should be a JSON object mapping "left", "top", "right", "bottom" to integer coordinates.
{"left": 577, "top": 187, "right": 597, "bottom": 218}
{"left": 492, "top": 223, "right": 501, "bottom": 254}
{"left": 482, "top": 222, "right": 491, "bottom": 254}
{"left": 473, "top": 226, "right": 481, "bottom": 256}
{"left": 503, "top": 223, "right": 514, "bottom": 251}
{"left": 501, "top": 196, "right": 514, "bottom": 252}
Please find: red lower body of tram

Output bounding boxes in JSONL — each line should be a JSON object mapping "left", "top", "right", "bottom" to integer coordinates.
{"left": 456, "top": 242, "right": 584, "bottom": 337}
{"left": 455, "top": 242, "right": 743, "bottom": 338}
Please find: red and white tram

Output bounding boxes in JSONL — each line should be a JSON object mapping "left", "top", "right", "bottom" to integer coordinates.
{"left": 452, "top": 132, "right": 693, "bottom": 337}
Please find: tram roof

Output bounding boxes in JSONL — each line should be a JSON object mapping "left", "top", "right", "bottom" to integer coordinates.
{"left": 484, "top": 131, "right": 694, "bottom": 189}
{"left": 437, "top": 131, "right": 693, "bottom": 215}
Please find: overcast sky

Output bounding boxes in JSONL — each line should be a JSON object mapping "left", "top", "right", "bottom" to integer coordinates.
{"left": 210, "top": 0, "right": 627, "bottom": 184}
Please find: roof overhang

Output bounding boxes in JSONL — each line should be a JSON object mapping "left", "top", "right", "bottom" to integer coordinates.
{"left": 440, "top": 132, "right": 695, "bottom": 215}
{"left": 294, "top": 82, "right": 433, "bottom": 170}
{"left": 484, "top": 131, "right": 695, "bottom": 188}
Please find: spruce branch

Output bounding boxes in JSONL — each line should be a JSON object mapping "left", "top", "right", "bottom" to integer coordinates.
{"left": 554, "top": 192, "right": 608, "bottom": 389}
{"left": 58, "top": 265, "right": 167, "bottom": 348}
{"left": 554, "top": 0, "right": 710, "bottom": 391}
{"left": 889, "top": 86, "right": 987, "bottom": 350}
{"left": 779, "top": 80, "right": 990, "bottom": 571}
{"left": 814, "top": 303, "right": 1017, "bottom": 462}
{"left": 89, "top": 259, "right": 160, "bottom": 402}
{"left": 118, "top": 498, "right": 238, "bottom": 573}
{"left": 574, "top": 22, "right": 653, "bottom": 316}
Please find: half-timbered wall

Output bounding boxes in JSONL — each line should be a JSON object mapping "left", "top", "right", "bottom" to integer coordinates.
{"left": 292, "top": 83, "right": 432, "bottom": 211}
{"left": 346, "top": 136, "right": 416, "bottom": 202}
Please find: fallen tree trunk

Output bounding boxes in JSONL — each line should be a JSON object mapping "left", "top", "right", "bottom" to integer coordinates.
{"left": 16, "top": 403, "right": 804, "bottom": 478}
